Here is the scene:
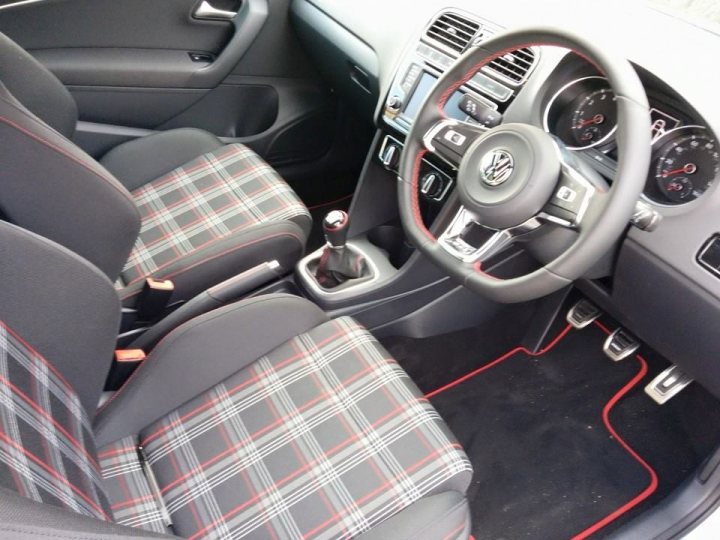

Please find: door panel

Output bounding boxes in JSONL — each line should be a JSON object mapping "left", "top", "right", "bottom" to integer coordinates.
{"left": 0, "top": 0, "right": 332, "bottom": 172}
{"left": 0, "top": 0, "right": 232, "bottom": 51}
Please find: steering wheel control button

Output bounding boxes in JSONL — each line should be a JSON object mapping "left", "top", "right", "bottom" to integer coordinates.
{"left": 480, "top": 149, "right": 514, "bottom": 186}
{"left": 444, "top": 130, "right": 467, "bottom": 147}
{"left": 459, "top": 94, "right": 503, "bottom": 128}
{"left": 566, "top": 299, "right": 601, "bottom": 329}
{"left": 603, "top": 328, "right": 640, "bottom": 362}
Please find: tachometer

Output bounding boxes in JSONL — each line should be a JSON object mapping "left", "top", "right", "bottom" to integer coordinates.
{"left": 543, "top": 76, "right": 617, "bottom": 151}
{"left": 644, "top": 127, "right": 719, "bottom": 205}
{"left": 570, "top": 88, "right": 617, "bottom": 147}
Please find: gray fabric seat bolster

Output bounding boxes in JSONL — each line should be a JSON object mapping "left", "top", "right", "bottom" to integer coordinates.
{"left": 0, "top": 31, "right": 78, "bottom": 138}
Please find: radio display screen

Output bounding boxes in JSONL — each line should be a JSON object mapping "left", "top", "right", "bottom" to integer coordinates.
{"left": 403, "top": 72, "right": 468, "bottom": 122}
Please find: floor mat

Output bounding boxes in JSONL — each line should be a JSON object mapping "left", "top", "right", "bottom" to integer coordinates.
{"left": 425, "top": 321, "right": 720, "bottom": 539}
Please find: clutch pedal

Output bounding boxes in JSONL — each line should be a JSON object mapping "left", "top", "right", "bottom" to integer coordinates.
{"left": 567, "top": 299, "right": 601, "bottom": 329}
{"left": 645, "top": 365, "right": 694, "bottom": 404}
{"left": 603, "top": 328, "right": 640, "bottom": 362}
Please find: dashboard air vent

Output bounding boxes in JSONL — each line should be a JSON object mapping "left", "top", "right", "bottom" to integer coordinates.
{"left": 485, "top": 47, "right": 536, "bottom": 85}
{"left": 425, "top": 12, "right": 481, "bottom": 54}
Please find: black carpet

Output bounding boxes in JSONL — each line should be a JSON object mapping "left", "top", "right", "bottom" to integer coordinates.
{"left": 398, "top": 321, "right": 720, "bottom": 539}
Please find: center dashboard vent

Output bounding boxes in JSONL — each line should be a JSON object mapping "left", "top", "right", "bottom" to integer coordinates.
{"left": 424, "top": 11, "right": 481, "bottom": 54}
{"left": 485, "top": 47, "right": 537, "bottom": 85}
{"left": 422, "top": 11, "right": 537, "bottom": 87}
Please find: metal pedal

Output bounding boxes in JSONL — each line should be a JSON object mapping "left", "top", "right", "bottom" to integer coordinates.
{"left": 645, "top": 365, "right": 694, "bottom": 405}
{"left": 603, "top": 328, "right": 640, "bottom": 362}
{"left": 566, "top": 299, "right": 601, "bottom": 329}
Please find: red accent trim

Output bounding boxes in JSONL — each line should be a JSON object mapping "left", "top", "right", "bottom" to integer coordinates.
{"left": 426, "top": 319, "right": 658, "bottom": 539}
{"left": 410, "top": 149, "right": 435, "bottom": 241}
{"left": 425, "top": 323, "right": 573, "bottom": 398}
{"left": 307, "top": 193, "right": 353, "bottom": 211}
{"left": 0, "top": 116, "right": 135, "bottom": 205}
{"left": 570, "top": 322, "right": 658, "bottom": 540}
{"left": 442, "top": 522, "right": 468, "bottom": 540}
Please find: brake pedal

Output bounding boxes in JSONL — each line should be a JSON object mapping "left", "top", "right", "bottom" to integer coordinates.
{"left": 603, "top": 328, "right": 640, "bottom": 362}
{"left": 567, "top": 299, "right": 601, "bottom": 329}
{"left": 645, "top": 365, "right": 694, "bottom": 405}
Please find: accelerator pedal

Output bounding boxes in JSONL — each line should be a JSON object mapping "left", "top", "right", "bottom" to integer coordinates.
{"left": 645, "top": 365, "right": 694, "bottom": 405}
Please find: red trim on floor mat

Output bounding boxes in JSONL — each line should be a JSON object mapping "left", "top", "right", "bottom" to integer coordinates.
{"left": 424, "top": 323, "right": 573, "bottom": 399}
{"left": 426, "top": 318, "right": 659, "bottom": 539}
{"left": 570, "top": 321, "right": 659, "bottom": 540}
{"left": 306, "top": 193, "right": 353, "bottom": 210}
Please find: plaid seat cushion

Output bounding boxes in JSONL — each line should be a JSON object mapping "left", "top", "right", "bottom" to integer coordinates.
{"left": 130, "top": 317, "right": 471, "bottom": 540}
{"left": 121, "top": 144, "right": 310, "bottom": 287}
{"left": 99, "top": 436, "right": 170, "bottom": 534}
{"left": 0, "top": 321, "right": 111, "bottom": 521}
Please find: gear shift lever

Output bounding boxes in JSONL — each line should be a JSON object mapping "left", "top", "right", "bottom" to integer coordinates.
{"left": 314, "top": 210, "right": 369, "bottom": 288}
{"left": 323, "top": 210, "right": 350, "bottom": 249}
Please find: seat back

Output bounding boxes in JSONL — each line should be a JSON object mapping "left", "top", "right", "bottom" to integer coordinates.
{"left": 0, "top": 32, "right": 77, "bottom": 139}
{"left": 0, "top": 33, "right": 141, "bottom": 281}
{"left": 0, "top": 221, "right": 120, "bottom": 518}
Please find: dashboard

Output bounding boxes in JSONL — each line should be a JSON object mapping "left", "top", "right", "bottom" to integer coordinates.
{"left": 291, "top": 0, "right": 720, "bottom": 397}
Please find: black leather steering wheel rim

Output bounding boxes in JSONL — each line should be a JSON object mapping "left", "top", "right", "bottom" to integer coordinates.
{"left": 397, "top": 27, "right": 651, "bottom": 303}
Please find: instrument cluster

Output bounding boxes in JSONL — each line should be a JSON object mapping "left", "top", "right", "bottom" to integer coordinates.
{"left": 543, "top": 76, "right": 720, "bottom": 206}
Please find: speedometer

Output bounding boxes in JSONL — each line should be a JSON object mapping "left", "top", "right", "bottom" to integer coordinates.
{"left": 644, "top": 127, "right": 720, "bottom": 205}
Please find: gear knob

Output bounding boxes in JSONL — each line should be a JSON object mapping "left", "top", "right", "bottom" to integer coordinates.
{"left": 323, "top": 210, "right": 350, "bottom": 248}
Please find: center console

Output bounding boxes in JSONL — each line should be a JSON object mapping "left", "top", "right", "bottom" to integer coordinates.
{"left": 293, "top": 10, "right": 540, "bottom": 335}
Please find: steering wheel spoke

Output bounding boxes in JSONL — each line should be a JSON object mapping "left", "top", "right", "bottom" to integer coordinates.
{"left": 438, "top": 205, "right": 542, "bottom": 264}
{"left": 423, "top": 119, "right": 488, "bottom": 168}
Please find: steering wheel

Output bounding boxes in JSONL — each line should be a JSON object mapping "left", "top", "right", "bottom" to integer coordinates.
{"left": 398, "top": 28, "right": 651, "bottom": 303}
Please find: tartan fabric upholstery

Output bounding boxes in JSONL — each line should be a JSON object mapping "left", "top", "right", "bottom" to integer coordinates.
{"left": 98, "top": 436, "right": 169, "bottom": 534}
{"left": 0, "top": 321, "right": 111, "bottom": 521}
{"left": 120, "top": 143, "right": 310, "bottom": 287}
{"left": 134, "top": 316, "right": 472, "bottom": 540}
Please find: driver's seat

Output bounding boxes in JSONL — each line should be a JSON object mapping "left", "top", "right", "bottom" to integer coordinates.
{"left": 0, "top": 220, "right": 472, "bottom": 539}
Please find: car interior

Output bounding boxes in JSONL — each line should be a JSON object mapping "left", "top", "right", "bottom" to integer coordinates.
{"left": 1, "top": 0, "right": 720, "bottom": 539}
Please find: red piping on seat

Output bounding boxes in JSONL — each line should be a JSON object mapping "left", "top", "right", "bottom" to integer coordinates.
{"left": 425, "top": 319, "right": 659, "bottom": 539}
{"left": 0, "top": 116, "right": 135, "bottom": 205}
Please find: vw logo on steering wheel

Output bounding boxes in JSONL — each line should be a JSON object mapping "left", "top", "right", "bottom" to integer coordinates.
{"left": 480, "top": 149, "right": 515, "bottom": 186}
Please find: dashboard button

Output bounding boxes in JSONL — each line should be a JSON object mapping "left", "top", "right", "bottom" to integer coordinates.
{"left": 698, "top": 236, "right": 720, "bottom": 277}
